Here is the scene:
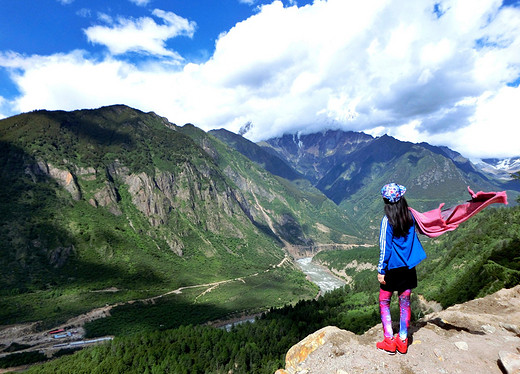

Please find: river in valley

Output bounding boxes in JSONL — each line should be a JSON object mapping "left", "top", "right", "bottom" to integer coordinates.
{"left": 296, "top": 257, "right": 346, "bottom": 294}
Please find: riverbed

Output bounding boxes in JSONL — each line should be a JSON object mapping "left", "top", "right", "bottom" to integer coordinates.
{"left": 217, "top": 257, "right": 346, "bottom": 330}
{"left": 296, "top": 257, "right": 346, "bottom": 294}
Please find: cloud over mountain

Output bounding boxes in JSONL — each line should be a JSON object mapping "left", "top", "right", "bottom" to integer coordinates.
{"left": 0, "top": 0, "right": 519, "bottom": 159}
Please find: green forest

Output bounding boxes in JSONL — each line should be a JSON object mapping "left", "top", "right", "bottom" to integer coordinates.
{"left": 2, "top": 206, "right": 516, "bottom": 373}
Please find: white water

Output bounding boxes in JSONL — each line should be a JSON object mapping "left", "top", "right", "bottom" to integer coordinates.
{"left": 220, "top": 257, "right": 346, "bottom": 331}
{"left": 222, "top": 317, "right": 256, "bottom": 332}
{"left": 296, "top": 257, "right": 346, "bottom": 293}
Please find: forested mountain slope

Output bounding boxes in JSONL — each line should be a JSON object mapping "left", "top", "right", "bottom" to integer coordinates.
{"left": 416, "top": 205, "right": 520, "bottom": 307}
{"left": 201, "top": 127, "right": 363, "bottom": 253}
{"left": 209, "top": 128, "right": 304, "bottom": 181}
{"left": 0, "top": 105, "right": 328, "bottom": 329}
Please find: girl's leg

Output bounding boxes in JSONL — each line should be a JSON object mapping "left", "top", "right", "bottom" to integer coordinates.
{"left": 379, "top": 289, "right": 393, "bottom": 338}
{"left": 398, "top": 289, "right": 412, "bottom": 340}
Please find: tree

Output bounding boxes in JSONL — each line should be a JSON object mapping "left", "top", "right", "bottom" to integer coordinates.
{"left": 512, "top": 172, "right": 520, "bottom": 203}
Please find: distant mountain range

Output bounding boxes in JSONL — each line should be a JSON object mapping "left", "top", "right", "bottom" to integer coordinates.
{"left": 474, "top": 157, "right": 520, "bottom": 180}
{"left": 213, "top": 128, "right": 519, "bottom": 235}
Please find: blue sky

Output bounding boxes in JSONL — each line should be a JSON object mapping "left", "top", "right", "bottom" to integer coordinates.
{"left": 0, "top": 0, "right": 519, "bottom": 159}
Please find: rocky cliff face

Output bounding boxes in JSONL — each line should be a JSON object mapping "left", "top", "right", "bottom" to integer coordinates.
{"left": 180, "top": 124, "right": 363, "bottom": 248}
{"left": 27, "top": 156, "right": 251, "bottom": 257}
{"left": 276, "top": 285, "right": 520, "bottom": 374}
{"left": 1, "top": 105, "right": 281, "bottom": 284}
{"left": 26, "top": 160, "right": 83, "bottom": 201}
{"left": 261, "top": 130, "right": 374, "bottom": 184}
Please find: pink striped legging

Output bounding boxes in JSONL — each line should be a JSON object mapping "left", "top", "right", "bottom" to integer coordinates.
{"left": 379, "top": 288, "right": 411, "bottom": 340}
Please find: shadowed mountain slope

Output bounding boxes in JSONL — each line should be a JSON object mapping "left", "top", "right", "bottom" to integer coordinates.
{"left": 182, "top": 124, "right": 364, "bottom": 255}
{"left": 209, "top": 128, "right": 304, "bottom": 181}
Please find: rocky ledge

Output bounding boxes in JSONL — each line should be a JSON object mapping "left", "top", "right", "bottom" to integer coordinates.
{"left": 276, "top": 285, "right": 520, "bottom": 374}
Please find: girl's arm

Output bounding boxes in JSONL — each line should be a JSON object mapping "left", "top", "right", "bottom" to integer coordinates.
{"left": 377, "top": 216, "right": 392, "bottom": 275}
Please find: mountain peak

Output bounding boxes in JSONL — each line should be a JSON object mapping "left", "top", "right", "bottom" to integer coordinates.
{"left": 260, "top": 129, "right": 374, "bottom": 183}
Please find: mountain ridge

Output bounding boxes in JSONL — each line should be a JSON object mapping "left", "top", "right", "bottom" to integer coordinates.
{"left": 0, "top": 105, "right": 371, "bottom": 330}
{"left": 259, "top": 130, "right": 374, "bottom": 184}
{"left": 253, "top": 129, "right": 519, "bottom": 237}
{"left": 209, "top": 128, "right": 304, "bottom": 182}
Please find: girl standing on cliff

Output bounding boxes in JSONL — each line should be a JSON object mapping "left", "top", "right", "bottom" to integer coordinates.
{"left": 376, "top": 183, "right": 426, "bottom": 355}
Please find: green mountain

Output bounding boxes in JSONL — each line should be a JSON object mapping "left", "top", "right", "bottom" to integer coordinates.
{"left": 11, "top": 206, "right": 519, "bottom": 374}
{"left": 0, "top": 105, "right": 326, "bottom": 327}
{"left": 182, "top": 125, "right": 364, "bottom": 253}
{"left": 415, "top": 206, "right": 520, "bottom": 307}
{"left": 203, "top": 128, "right": 363, "bottom": 251}
{"left": 0, "top": 105, "right": 370, "bottom": 330}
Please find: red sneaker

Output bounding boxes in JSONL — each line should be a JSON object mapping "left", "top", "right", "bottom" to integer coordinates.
{"left": 395, "top": 337, "right": 408, "bottom": 354}
{"left": 376, "top": 336, "right": 396, "bottom": 355}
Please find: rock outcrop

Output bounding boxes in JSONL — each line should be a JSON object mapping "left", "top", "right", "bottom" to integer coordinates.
{"left": 26, "top": 160, "right": 82, "bottom": 200}
{"left": 22, "top": 152, "right": 253, "bottom": 257}
{"left": 276, "top": 285, "right": 520, "bottom": 374}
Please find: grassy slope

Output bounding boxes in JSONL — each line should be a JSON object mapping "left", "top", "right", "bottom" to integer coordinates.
{"left": 416, "top": 206, "right": 520, "bottom": 307}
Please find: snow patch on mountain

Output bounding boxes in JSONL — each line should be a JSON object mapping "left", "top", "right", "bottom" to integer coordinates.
{"left": 475, "top": 157, "right": 520, "bottom": 180}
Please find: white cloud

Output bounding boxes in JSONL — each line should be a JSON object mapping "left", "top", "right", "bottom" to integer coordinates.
{"left": 435, "top": 86, "right": 520, "bottom": 159}
{"left": 77, "top": 8, "right": 92, "bottom": 18}
{"left": 129, "top": 0, "right": 152, "bottom": 6}
{"left": 57, "top": 0, "right": 74, "bottom": 4}
{"left": 0, "top": 95, "right": 7, "bottom": 119}
{"left": 96, "top": 12, "right": 114, "bottom": 25}
{"left": 1, "top": 0, "right": 520, "bottom": 159}
{"left": 0, "top": 51, "right": 143, "bottom": 113}
{"left": 84, "top": 9, "right": 196, "bottom": 57}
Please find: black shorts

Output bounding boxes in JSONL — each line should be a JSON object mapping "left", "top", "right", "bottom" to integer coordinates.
{"left": 380, "top": 266, "right": 417, "bottom": 293}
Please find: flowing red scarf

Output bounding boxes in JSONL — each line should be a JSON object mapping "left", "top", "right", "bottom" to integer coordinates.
{"left": 409, "top": 187, "right": 508, "bottom": 238}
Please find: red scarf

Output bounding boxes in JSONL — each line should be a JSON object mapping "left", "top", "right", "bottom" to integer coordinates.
{"left": 410, "top": 187, "right": 508, "bottom": 238}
